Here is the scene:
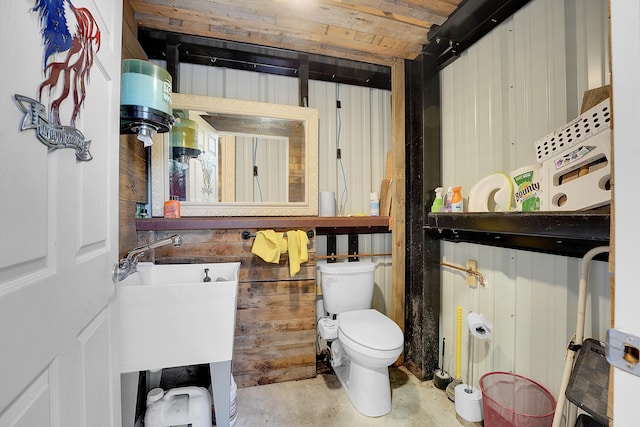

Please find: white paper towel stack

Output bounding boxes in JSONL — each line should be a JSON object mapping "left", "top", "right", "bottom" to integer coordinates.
{"left": 455, "top": 384, "right": 483, "bottom": 423}
{"left": 319, "top": 192, "right": 336, "bottom": 216}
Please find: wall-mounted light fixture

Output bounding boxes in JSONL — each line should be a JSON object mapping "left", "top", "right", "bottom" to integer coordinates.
{"left": 170, "top": 116, "right": 200, "bottom": 162}
{"left": 169, "top": 116, "right": 201, "bottom": 200}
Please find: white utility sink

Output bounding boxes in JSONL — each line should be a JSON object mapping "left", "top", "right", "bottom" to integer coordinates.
{"left": 118, "top": 261, "right": 241, "bottom": 427}
{"left": 118, "top": 262, "right": 241, "bottom": 373}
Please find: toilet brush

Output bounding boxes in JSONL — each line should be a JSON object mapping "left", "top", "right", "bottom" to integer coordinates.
{"left": 433, "top": 338, "right": 452, "bottom": 390}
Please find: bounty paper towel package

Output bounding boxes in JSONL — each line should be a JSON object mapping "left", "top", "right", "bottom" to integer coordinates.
{"left": 510, "top": 165, "right": 542, "bottom": 211}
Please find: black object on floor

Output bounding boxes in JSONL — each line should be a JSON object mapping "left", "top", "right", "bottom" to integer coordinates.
{"left": 316, "top": 349, "right": 333, "bottom": 375}
{"left": 575, "top": 413, "right": 606, "bottom": 427}
{"left": 566, "top": 339, "right": 610, "bottom": 426}
{"left": 159, "top": 364, "right": 211, "bottom": 389}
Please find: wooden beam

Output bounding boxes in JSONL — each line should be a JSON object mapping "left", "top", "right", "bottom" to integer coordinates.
{"left": 321, "top": 0, "right": 443, "bottom": 28}
{"left": 122, "top": 0, "right": 148, "bottom": 59}
{"left": 129, "top": 0, "right": 418, "bottom": 63}
{"left": 391, "top": 60, "right": 406, "bottom": 357}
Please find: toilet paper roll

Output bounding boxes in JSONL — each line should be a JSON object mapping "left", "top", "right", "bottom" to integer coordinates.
{"left": 455, "top": 384, "right": 483, "bottom": 422}
{"left": 319, "top": 192, "right": 336, "bottom": 216}
{"left": 467, "top": 312, "right": 493, "bottom": 340}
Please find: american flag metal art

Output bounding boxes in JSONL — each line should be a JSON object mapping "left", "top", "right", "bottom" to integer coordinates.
{"left": 14, "top": 0, "right": 101, "bottom": 161}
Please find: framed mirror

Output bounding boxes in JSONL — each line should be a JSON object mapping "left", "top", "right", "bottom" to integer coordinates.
{"left": 151, "top": 93, "right": 318, "bottom": 216}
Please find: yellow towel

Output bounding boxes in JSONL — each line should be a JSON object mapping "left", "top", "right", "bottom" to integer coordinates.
{"left": 287, "top": 230, "right": 309, "bottom": 277}
{"left": 251, "top": 230, "right": 287, "bottom": 263}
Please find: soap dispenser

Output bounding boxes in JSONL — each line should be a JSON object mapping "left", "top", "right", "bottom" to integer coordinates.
{"left": 431, "top": 187, "right": 444, "bottom": 212}
{"left": 164, "top": 195, "right": 181, "bottom": 218}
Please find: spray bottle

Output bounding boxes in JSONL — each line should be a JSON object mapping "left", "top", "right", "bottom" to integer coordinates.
{"left": 443, "top": 187, "right": 453, "bottom": 212}
{"left": 451, "top": 186, "right": 463, "bottom": 212}
{"left": 431, "top": 187, "right": 444, "bottom": 212}
{"left": 369, "top": 192, "right": 380, "bottom": 216}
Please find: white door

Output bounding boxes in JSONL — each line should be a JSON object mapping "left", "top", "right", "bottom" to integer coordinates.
{"left": 0, "top": 1, "right": 122, "bottom": 426}
{"left": 611, "top": 1, "right": 640, "bottom": 425}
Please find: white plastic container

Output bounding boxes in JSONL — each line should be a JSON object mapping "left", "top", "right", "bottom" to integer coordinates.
{"left": 369, "top": 192, "right": 380, "bottom": 216}
{"left": 144, "top": 386, "right": 212, "bottom": 427}
{"left": 212, "top": 376, "right": 238, "bottom": 426}
{"left": 230, "top": 375, "right": 238, "bottom": 426}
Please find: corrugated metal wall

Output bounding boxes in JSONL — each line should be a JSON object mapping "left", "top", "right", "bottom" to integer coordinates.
{"left": 309, "top": 81, "right": 393, "bottom": 314}
{"left": 439, "top": 0, "right": 610, "bottom": 396}
{"left": 163, "top": 63, "right": 394, "bottom": 316}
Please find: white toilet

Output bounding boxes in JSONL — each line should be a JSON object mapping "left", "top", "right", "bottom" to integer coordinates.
{"left": 317, "top": 261, "right": 404, "bottom": 417}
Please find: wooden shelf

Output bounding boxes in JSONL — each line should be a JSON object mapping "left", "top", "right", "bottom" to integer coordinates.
{"left": 136, "top": 216, "right": 391, "bottom": 235}
{"left": 425, "top": 211, "right": 610, "bottom": 258}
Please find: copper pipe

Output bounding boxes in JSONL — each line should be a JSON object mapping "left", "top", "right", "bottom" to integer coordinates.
{"left": 440, "top": 261, "right": 486, "bottom": 286}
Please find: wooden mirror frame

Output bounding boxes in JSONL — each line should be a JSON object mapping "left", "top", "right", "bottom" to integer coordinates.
{"left": 151, "top": 93, "right": 319, "bottom": 216}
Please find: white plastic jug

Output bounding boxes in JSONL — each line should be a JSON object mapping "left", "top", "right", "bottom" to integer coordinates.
{"left": 230, "top": 375, "right": 237, "bottom": 426}
{"left": 144, "top": 386, "right": 212, "bottom": 427}
{"left": 212, "top": 376, "right": 238, "bottom": 426}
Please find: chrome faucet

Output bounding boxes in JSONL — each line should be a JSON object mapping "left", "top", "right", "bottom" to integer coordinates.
{"left": 113, "top": 234, "right": 182, "bottom": 282}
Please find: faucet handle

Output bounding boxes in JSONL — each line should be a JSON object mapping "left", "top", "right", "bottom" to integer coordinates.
{"left": 203, "top": 268, "right": 212, "bottom": 282}
{"left": 112, "top": 259, "right": 129, "bottom": 283}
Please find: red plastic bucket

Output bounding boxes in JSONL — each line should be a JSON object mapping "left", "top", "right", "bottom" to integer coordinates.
{"left": 479, "top": 372, "right": 556, "bottom": 427}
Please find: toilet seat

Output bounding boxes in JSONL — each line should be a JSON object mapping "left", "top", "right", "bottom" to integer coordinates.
{"left": 338, "top": 309, "right": 403, "bottom": 351}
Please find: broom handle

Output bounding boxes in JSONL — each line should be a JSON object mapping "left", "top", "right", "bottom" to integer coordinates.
{"left": 456, "top": 306, "right": 462, "bottom": 379}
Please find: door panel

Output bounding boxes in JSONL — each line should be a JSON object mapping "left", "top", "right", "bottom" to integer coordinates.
{"left": 611, "top": 1, "right": 640, "bottom": 424}
{"left": 78, "top": 307, "right": 114, "bottom": 427}
{"left": 0, "top": 366, "right": 55, "bottom": 427}
{"left": 0, "top": 0, "right": 123, "bottom": 425}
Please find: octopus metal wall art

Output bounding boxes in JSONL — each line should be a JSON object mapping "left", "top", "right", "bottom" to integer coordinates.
{"left": 14, "top": 0, "right": 101, "bottom": 161}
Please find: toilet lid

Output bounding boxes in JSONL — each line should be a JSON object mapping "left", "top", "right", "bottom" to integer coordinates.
{"left": 338, "top": 309, "right": 403, "bottom": 351}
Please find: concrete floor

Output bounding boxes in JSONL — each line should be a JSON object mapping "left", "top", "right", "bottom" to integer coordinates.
{"left": 234, "top": 366, "right": 463, "bottom": 426}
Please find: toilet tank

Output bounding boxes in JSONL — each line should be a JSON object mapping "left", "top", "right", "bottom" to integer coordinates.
{"left": 319, "top": 261, "right": 375, "bottom": 315}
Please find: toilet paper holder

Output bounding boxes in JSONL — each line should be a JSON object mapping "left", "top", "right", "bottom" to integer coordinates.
{"left": 468, "top": 312, "right": 493, "bottom": 340}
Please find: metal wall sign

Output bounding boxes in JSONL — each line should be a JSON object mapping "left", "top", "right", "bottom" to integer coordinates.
{"left": 14, "top": 94, "right": 92, "bottom": 161}
{"left": 15, "top": 0, "right": 101, "bottom": 161}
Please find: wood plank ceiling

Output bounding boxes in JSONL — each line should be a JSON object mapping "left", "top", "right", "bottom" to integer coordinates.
{"left": 129, "top": 0, "right": 463, "bottom": 65}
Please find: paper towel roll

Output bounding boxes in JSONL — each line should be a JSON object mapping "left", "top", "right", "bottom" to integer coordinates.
{"left": 455, "top": 384, "right": 483, "bottom": 422}
{"left": 467, "top": 312, "right": 493, "bottom": 340}
{"left": 319, "top": 192, "right": 336, "bottom": 216}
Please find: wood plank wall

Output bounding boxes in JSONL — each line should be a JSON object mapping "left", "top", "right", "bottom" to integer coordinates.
{"left": 288, "top": 124, "right": 305, "bottom": 202}
{"left": 122, "top": 0, "right": 147, "bottom": 60}
{"left": 137, "top": 228, "right": 318, "bottom": 388}
{"left": 120, "top": 0, "right": 149, "bottom": 258}
{"left": 119, "top": 137, "right": 147, "bottom": 258}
